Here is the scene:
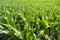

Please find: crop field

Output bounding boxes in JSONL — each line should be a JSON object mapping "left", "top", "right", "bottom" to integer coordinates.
{"left": 0, "top": 0, "right": 60, "bottom": 40}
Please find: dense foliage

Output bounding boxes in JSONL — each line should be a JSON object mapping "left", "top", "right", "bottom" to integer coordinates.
{"left": 0, "top": 0, "right": 60, "bottom": 40}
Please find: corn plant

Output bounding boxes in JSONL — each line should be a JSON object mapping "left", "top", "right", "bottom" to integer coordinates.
{"left": 0, "top": 0, "right": 60, "bottom": 40}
